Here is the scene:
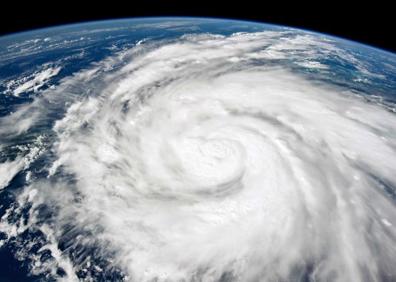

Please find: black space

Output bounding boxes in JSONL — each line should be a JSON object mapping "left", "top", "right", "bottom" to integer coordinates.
{"left": 0, "top": 1, "right": 395, "bottom": 53}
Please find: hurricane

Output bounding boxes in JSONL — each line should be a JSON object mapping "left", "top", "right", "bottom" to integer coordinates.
{"left": 1, "top": 21, "right": 396, "bottom": 282}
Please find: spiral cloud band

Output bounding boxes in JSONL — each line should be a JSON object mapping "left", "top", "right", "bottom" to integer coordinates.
{"left": 1, "top": 30, "right": 396, "bottom": 281}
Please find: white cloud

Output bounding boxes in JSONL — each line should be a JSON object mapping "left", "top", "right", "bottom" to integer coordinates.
{"left": 0, "top": 157, "right": 24, "bottom": 189}
{"left": 0, "top": 135, "right": 44, "bottom": 189}
{"left": 5, "top": 66, "right": 61, "bottom": 97}
{"left": 1, "top": 30, "right": 396, "bottom": 281}
{"left": 296, "top": 60, "right": 329, "bottom": 69}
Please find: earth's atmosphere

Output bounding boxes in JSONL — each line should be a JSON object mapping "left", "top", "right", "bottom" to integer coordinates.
{"left": 0, "top": 17, "right": 396, "bottom": 282}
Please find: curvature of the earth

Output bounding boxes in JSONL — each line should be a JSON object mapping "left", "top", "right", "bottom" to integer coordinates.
{"left": 1, "top": 17, "right": 396, "bottom": 282}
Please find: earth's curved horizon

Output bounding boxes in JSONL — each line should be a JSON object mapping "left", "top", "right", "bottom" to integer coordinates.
{"left": 2, "top": 17, "right": 395, "bottom": 55}
{"left": 1, "top": 17, "right": 396, "bottom": 282}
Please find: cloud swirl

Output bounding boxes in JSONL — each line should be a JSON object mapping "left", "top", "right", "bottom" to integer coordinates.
{"left": 1, "top": 31, "right": 396, "bottom": 281}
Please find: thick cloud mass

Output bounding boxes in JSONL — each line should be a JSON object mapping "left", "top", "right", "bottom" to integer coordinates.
{"left": 1, "top": 31, "right": 396, "bottom": 281}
